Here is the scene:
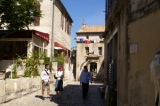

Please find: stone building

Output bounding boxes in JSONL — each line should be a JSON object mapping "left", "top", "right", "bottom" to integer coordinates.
{"left": 76, "top": 25, "right": 105, "bottom": 81}
{"left": 103, "top": 0, "right": 160, "bottom": 106}
{"left": 29, "top": 0, "right": 73, "bottom": 60}
{"left": 0, "top": 0, "right": 73, "bottom": 80}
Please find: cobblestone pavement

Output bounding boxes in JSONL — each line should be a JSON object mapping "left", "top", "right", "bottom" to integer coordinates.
{"left": 1, "top": 81, "right": 105, "bottom": 106}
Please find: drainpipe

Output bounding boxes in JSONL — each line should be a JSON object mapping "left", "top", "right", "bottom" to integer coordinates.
{"left": 50, "top": 0, "right": 55, "bottom": 62}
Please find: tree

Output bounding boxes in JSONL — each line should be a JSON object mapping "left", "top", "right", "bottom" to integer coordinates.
{"left": 0, "top": 0, "right": 41, "bottom": 30}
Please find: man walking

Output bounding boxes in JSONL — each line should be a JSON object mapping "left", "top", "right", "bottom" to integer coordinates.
{"left": 41, "top": 64, "right": 50, "bottom": 100}
{"left": 80, "top": 66, "right": 92, "bottom": 99}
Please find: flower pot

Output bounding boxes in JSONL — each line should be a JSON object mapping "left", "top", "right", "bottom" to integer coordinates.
{"left": 17, "top": 58, "right": 22, "bottom": 64}
{"left": 39, "top": 59, "right": 44, "bottom": 65}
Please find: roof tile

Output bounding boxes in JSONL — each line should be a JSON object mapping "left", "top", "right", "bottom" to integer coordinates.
{"left": 77, "top": 25, "right": 105, "bottom": 33}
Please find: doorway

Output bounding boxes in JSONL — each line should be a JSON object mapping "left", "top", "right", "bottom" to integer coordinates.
{"left": 90, "top": 62, "right": 97, "bottom": 77}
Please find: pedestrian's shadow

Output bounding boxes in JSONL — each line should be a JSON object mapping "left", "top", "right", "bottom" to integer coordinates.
{"left": 35, "top": 95, "right": 44, "bottom": 100}
{"left": 49, "top": 83, "right": 105, "bottom": 106}
{"left": 50, "top": 94, "right": 62, "bottom": 104}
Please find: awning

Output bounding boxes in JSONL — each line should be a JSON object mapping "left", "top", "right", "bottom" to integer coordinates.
{"left": 32, "top": 30, "right": 49, "bottom": 42}
{"left": 0, "top": 30, "right": 50, "bottom": 42}
{"left": 54, "top": 47, "right": 63, "bottom": 50}
{"left": 54, "top": 42, "right": 70, "bottom": 51}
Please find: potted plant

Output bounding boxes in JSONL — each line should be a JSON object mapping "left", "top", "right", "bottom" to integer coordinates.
{"left": 24, "top": 51, "right": 39, "bottom": 77}
{"left": 23, "top": 51, "right": 41, "bottom": 90}
{"left": 14, "top": 54, "right": 22, "bottom": 64}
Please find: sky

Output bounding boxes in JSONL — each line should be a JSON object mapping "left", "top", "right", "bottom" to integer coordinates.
{"left": 61, "top": 0, "right": 106, "bottom": 48}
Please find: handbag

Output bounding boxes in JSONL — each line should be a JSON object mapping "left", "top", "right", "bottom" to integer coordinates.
{"left": 54, "top": 71, "right": 57, "bottom": 79}
{"left": 54, "top": 74, "right": 57, "bottom": 79}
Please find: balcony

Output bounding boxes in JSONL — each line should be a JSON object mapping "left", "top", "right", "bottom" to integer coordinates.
{"left": 85, "top": 54, "right": 101, "bottom": 59}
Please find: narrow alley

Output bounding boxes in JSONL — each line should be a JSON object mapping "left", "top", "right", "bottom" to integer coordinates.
{"left": 1, "top": 81, "right": 105, "bottom": 106}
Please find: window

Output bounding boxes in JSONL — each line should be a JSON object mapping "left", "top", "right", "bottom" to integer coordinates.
{"left": 98, "top": 47, "right": 102, "bottom": 55}
{"left": 66, "top": 19, "right": 68, "bottom": 33}
{"left": 64, "top": 16, "right": 71, "bottom": 35}
{"left": 61, "top": 12, "right": 64, "bottom": 30}
{"left": 99, "top": 35, "right": 102, "bottom": 39}
{"left": 86, "top": 36, "right": 89, "bottom": 39}
{"left": 67, "top": 20, "right": 70, "bottom": 34}
{"left": 34, "top": 5, "right": 40, "bottom": 26}
{"left": 0, "top": 41, "right": 28, "bottom": 60}
{"left": 85, "top": 47, "right": 89, "bottom": 55}
{"left": 65, "top": 18, "right": 67, "bottom": 32}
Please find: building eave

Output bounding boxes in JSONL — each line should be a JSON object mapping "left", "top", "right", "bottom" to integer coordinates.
{"left": 76, "top": 32, "right": 104, "bottom": 35}
{"left": 57, "top": 0, "right": 73, "bottom": 23}
{"left": 105, "top": 0, "right": 125, "bottom": 30}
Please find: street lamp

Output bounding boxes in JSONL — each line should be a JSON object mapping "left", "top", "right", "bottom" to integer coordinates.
{"left": 50, "top": 0, "right": 55, "bottom": 62}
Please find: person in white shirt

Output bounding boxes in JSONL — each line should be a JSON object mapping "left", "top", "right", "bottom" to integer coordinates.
{"left": 41, "top": 64, "right": 50, "bottom": 100}
{"left": 80, "top": 66, "right": 92, "bottom": 99}
{"left": 55, "top": 66, "right": 64, "bottom": 99}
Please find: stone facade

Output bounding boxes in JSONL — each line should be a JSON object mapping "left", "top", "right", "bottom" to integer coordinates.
{"left": 103, "top": 0, "right": 160, "bottom": 106}
{"left": 76, "top": 25, "right": 105, "bottom": 81}
{"left": 29, "top": 0, "right": 73, "bottom": 58}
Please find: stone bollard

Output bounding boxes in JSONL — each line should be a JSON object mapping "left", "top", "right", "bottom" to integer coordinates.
{"left": 5, "top": 78, "right": 22, "bottom": 101}
{"left": 21, "top": 77, "right": 32, "bottom": 95}
{"left": 31, "top": 76, "right": 41, "bottom": 92}
{"left": 0, "top": 80, "right": 5, "bottom": 104}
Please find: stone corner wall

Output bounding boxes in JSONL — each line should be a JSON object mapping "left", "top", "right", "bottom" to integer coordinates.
{"left": 0, "top": 76, "right": 42, "bottom": 104}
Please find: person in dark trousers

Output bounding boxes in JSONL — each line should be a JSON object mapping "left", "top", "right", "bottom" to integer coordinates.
{"left": 80, "top": 66, "right": 92, "bottom": 99}
{"left": 109, "top": 81, "right": 117, "bottom": 106}
{"left": 55, "top": 66, "right": 64, "bottom": 99}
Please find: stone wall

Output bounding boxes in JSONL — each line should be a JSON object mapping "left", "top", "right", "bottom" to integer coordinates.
{"left": 53, "top": 1, "right": 71, "bottom": 50}
{"left": 29, "top": 0, "right": 72, "bottom": 57}
{"left": 0, "top": 65, "right": 45, "bottom": 104}
{"left": 29, "top": 0, "right": 53, "bottom": 57}
{"left": 127, "top": 10, "right": 160, "bottom": 106}
{"left": 64, "top": 63, "right": 74, "bottom": 81}
{"left": 128, "top": 0, "right": 160, "bottom": 22}
{"left": 0, "top": 76, "right": 41, "bottom": 104}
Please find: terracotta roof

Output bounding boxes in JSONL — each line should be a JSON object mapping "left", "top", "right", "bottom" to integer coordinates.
{"left": 76, "top": 25, "right": 105, "bottom": 34}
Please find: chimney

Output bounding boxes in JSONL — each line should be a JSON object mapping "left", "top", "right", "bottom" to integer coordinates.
{"left": 82, "top": 18, "right": 85, "bottom": 28}
{"left": 82, "top": 22, "right": 85, "bottom": 28}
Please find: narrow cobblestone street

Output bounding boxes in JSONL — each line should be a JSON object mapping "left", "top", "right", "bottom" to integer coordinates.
{"left": 1, "top": 81, "right": 105, "bottom": 106}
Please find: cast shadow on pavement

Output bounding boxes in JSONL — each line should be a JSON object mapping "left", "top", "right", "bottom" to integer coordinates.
{"left": 35, "top": 95, "right": 45, "bottom": 100}
{"left": 49, "top": 84, "right": 105, "bottom": 106}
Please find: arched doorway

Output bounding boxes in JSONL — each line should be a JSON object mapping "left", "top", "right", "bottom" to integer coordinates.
{"left": 90, "top": 62, "right": 97, "bottom": 78}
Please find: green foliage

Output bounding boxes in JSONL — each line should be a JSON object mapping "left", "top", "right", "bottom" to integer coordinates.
{"left": 12, "top": 64, "right": 17, "bottom": 79}
{"left": 24, "top": 51, "right": 39, "bottom": 77}
{"left": 39, "top": 51, "right": 46, "bottom": 59}
{"left": 38, "top": 51, "right": 51, "bottom": 65}
{"left": 0, "top": 0, "right": 42, "bottom": 30}
{"left": 54, "top": 50, "right": 65, "bottom": 66}
{"left": 44, "top": 56, "right": 50, "bottom": 65}
{"left": 13, "top": 54, "right": 19, "bottom": 59}
{"left": 13, "top": 54, "right": 21, "bottom": 59}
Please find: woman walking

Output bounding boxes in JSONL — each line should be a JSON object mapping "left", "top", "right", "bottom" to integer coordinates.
{"left": 55, "top": 66, "right": 64, "bottom": 99}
